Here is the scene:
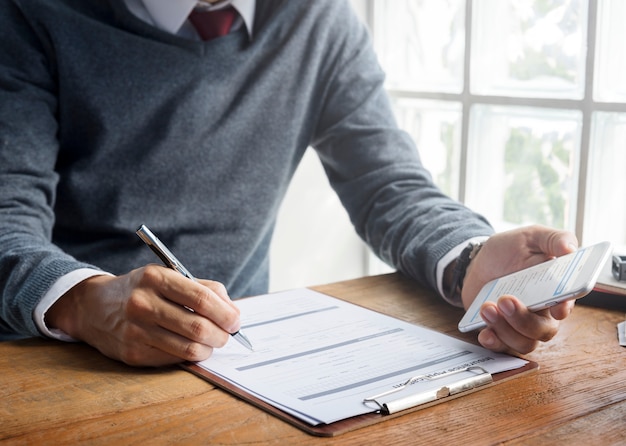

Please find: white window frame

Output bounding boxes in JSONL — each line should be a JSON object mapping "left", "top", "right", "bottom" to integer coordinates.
{"left": 358, "top": 0, "right": 623, "bottom": 245}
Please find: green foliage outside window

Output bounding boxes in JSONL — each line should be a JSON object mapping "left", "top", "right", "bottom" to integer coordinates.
{"left": 503, "top": 127, "right": 570, "bottom": 228}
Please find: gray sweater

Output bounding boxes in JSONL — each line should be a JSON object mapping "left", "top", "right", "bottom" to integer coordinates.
{"left": 0, "top": 0, "right": 493, "bottom": 339}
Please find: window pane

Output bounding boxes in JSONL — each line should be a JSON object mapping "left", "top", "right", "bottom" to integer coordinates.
{"left": 466, "top": 105, "right": 582, "bottom": 232}
{"left": 374, "top": 0, "right": 465, "bottom": 93}
{"left": 583, "top": 112, "right": 626, "bottom": 246}
{"left": 594, "top": 0, "right": 626, "bottom": 102}
{"left": 391, "top": 98, "right": 462, "bottom": 198}
{"left": 471, "top": 0, "right": 587, "bottom": 99}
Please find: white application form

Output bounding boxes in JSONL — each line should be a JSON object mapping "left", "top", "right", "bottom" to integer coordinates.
{"left": 195, "top": 288, "right": 527, "bottom": 425}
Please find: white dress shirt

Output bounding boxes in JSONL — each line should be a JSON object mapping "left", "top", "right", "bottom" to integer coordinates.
{"left": 126, "top": 0, "right": 255, "bottom": 39}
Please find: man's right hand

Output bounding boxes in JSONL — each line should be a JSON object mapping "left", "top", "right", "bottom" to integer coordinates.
{"left": 45, "top": 265, "right": 242, "bottom": 366}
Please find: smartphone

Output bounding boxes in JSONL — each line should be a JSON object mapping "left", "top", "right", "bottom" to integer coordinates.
{"left": 458, "top": 241, "right": 612, "bottom": 333}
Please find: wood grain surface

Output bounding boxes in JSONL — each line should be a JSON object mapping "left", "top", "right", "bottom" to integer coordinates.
{"left": 1, "top": 273, "right": 625, "bottom": 445}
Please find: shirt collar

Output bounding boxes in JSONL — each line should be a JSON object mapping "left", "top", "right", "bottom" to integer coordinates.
{"left": 140, "top": 0, "right": 255, "bottom": 38}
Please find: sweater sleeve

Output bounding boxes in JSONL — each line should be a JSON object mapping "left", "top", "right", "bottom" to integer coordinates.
{"left": 310, "top": 0, "right": 494, "bottom": 293}
{"left": 0, "top": 2, "right": 99, "bottom": 338}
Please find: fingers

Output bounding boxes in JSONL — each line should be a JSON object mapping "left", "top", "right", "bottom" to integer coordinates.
{"left": 197, "top": 279, "right": 231, "bottom": 303}
{"left": 460, "top": 225, "right": 580, "bottom": 355}
{"left": 477, "top": 296, "right": 562, "bottom": 354}
{"left": 104, "top": 323, "right": 216, "bottom": 367}
{"left": 197, "top": 278, "right": 241, "bottom": 327}
{"left": 139, "top": 265, "right": 241, "bottom": 335}
{"left": 527, "top": 225, "right": 578, "bottom": 258}
{"left": 152, "top": 299, "right": 231, "bottom": 348}
{"left": 549, "top": 300, "right": 575, "bottom": 320}
{"left": 122, "top": 286, "right": 230, "bottom": 361}
{"left": 124, "top": 265, "right": 241, "bottom": 362}
{"left": 461, "top": 226, "right": 579, "bottom": 311}
{"left": 51, "top": 266, "right": 243, "bottom": 367}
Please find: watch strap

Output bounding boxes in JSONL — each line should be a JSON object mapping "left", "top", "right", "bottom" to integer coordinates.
{"left": 449, "top": 242, "right": 483, "bottom": 301}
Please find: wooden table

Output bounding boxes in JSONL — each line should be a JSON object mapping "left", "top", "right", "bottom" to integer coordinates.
{"left": 2, "top": 273, "right": 625, "bottom": 445}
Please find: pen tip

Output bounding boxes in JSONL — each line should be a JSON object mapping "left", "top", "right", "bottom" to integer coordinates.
{"left": 233, "top": 331, "right": 254, "bottom": 351}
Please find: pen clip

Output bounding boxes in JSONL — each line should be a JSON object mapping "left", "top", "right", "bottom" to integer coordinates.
{"left": 136, "top": 225, "right": 196, "bottom": 281}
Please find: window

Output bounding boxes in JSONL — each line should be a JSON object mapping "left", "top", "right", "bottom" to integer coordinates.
{"left": 363, "top": 0, "right": 625, "bottom": 247}
{"left": 270, "top": 0, "right": 625, "bottom": 291}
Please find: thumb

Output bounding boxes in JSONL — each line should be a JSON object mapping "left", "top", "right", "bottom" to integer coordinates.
{"left": 545, "top": 230, "right": 578, "bottom": 257}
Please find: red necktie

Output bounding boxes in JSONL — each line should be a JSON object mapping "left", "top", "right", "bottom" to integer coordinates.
{"left": 188, "top": 6, "right": 237, "bottom": 40}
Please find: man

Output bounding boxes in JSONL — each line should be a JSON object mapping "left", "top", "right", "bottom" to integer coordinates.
{"left": 0, "top": 0, "right": 578, "bottom": 366}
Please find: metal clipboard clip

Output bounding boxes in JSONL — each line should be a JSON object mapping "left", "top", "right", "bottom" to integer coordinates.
{"left": 363, "top": 366, "right": 493, "bottom": 415}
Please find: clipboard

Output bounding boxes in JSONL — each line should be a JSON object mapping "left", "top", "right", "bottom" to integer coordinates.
{"left": 182, "top": 359, "right": 538, "bottom": 437}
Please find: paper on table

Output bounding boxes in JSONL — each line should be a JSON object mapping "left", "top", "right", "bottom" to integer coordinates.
{"left": 196, "top": 288, "right": 527, "bottom": 425}
{"left": 618, "top": 321, "right": 626, "bottom": 346}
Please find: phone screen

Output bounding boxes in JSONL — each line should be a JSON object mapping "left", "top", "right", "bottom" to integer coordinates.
{"left": 458, "top": 241, "right": 612, "bottom": 332}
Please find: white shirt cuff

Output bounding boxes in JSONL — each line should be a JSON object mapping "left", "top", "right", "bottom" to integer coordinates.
{"left": 436, "top": 236, "right": 490, "bottom": 307}
{"left": 34, "top": 268, "right": 113, "bottom": 341}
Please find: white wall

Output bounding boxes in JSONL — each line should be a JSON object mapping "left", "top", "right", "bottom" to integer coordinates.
{"left": 268, "top": 150, "right": 369, "bottom": 291}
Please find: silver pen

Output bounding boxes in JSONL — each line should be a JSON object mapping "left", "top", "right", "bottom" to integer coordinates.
{"left": 136, "top": 224, "right": 253, "bottom": 351}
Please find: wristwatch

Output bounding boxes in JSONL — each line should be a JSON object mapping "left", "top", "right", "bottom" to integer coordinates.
{"left": 449, "top": 241, "right": 483, "bottom": 300}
